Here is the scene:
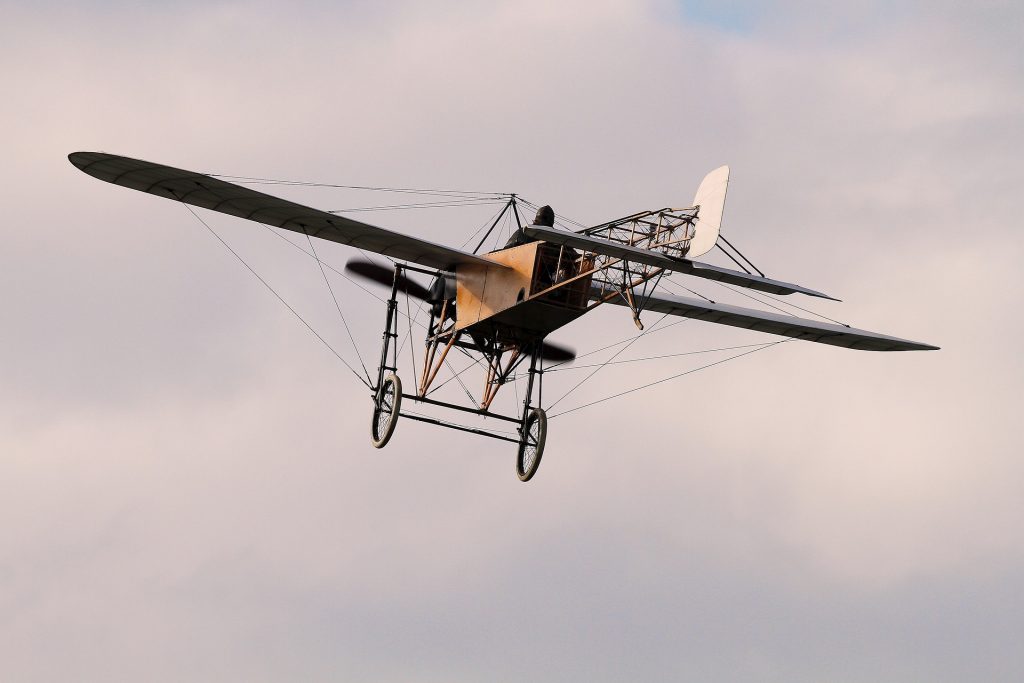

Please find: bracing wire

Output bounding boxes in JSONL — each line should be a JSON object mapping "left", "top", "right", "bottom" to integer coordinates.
{"left": 460, "top": 202, "right": 515, "bottom": 250}
{"left": 181, "top": 204, "right": 371, "bottom": 389}
{"left": 543, "top": 342, "right": 778, "bottom": 372}
{"left": 657, "top": 276, "right": 717, "bottom": 304}
{"left": 446, "top": 356, "right": 480, "bottom": 408}
{"left": 665, "top": 272, "right": 850, "bottom": 328}
{"left": 708, "top": 279, "right": 850, "bottom": 327}
{"left": 427, "top": 355, "right": 479, "bottom": 398}
{"left": 395, "top": 297, "right": 427, "bottom": 359}
{"left": 403, "top": 279, "right": 417, "bottom": 382}
{"left": 257, "top": 223, "right": 430, "bottom": 332}
{"left": 516, "top": 196, "right": 591, "bottom": 231}
{"left": 304, "top": 231, "right": 373, "bottom": 385}
{"left": 544, "top": 316, "right": 690, "bottom": 370}
{"left": 546, "top": 314, "right": 671, "bottom": 410}
{"left": 327, "top": 198, "right": 506, "bottom": 213}
{"left": 548, "top": 340, "right": 791, "bottom": 419}
{"left": 209, "top": 174, "right": 510, "bottom": 200}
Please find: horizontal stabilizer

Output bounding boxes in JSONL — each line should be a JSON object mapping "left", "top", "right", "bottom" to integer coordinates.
{"left": 68, "top": 152, "right": 501, "bottom": 271}
{"left": 523, "top": 223, "right": 835, "bottom": 299}
{"left": 604, "top": 291, "right": 937, "bottom": 352}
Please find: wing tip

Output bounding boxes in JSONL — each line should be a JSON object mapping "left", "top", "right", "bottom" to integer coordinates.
{"left": 875, "top": 340, "right": 940, "bottom": 352}
{"left": 68, "top": 150, "right": 116, "bottom": 174}
{"left": 806, "top": 290, "right": 841, "bottom": 302}
{"left": 68, "top": 151, "right": 90, "bottom": 168}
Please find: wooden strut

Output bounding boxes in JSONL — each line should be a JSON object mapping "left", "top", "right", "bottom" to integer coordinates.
{"left": 620, "top": 263, "right": 644, "bottom": 330}
{"left": 419, "top": 332, "right": 458, "bottom": 397}
{"left": 481, "top": 351, "right": 499, "bottom": 410}
{"left": 419, "top": 300, "right": 449, "bottom": 395}
{"left": 481, "top": 347, "right": 521, "bottom": 411}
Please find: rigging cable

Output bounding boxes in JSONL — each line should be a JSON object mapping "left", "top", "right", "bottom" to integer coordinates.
{"left": 657, "top": 275, "right": 717, "bottom": 304}
{"left": 403, "top": 278, "right": 417, "bottom": 383}
{"left": 304, "top": 231, "right": 373, "bottom": 385}
{"left": 327, "top": 198, "right": 506, "bottom": 213}
{"left": 181, "top": 204, "right": 371, "bottom": 389}
{"left": 209, "top": 174, "right": 510, "bottom": 200}
{"left": 427, "top": 347, "right": 489, "bottom": 397}
{"left": 701, "top": 278, "right": 851, "bottom": 327}
{"left": 546, "top": 313, "right": 671, "bottom": 410}
{"left": 543, "top": 342, "right": 778, "bottom": 372}
{"left": 427, "top": 356, "right": 475, "bottom": 397}
{"left": 461, "top": 202, "right": 517, "bottom": 250}
{"left": 257, "top": 223, "right": 430, "bottom": 331}
{"left": 544, "top": 316, "right": 690, "bottom": 370}
{"left": 548, "top": 340, "right": 791, "bottom": 419}
{"left": 517, "top": 196, "right": 590, "bottom": 231}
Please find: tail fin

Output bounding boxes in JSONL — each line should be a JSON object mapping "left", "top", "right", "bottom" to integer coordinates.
{"left": 687, "top": 165, "right": 730, "bottom": 259}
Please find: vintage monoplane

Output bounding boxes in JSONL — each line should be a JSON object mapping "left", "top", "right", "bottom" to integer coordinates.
{"left": 70, "top": 152, "right": 938, "bottom": 481}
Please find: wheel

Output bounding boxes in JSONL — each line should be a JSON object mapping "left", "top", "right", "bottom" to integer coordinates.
{"left": 516, "top": 407, "right": 547, "bottom": 482}
{"left": 371, "top": 372, "right": 402, "bottom": 448}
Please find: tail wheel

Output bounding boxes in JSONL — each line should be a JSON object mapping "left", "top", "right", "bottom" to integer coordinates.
{"left": 371, "top": 372, "right": 402, "bottom": 449}
{"left": 516, "top": 407, "right": 547, "bottom": 482}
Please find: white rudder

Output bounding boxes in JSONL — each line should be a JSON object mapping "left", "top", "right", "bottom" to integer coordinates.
{"left": 687, "top": 165, "right": 730, "bottom": 259}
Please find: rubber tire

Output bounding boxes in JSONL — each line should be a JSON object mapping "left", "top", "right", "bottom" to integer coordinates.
{"left": 516, "top": 408, "right": 547, "bottom": 482}
{"left": 371, "top": 372, "right": 402, "bottom": 449}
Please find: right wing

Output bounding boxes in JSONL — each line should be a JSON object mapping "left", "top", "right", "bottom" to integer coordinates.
{"left": 604, "top": 290, "right": 938, "bottom": 351}
{"left": 523, "top": 223, "right": 836, "bottom": 300}
{"left": 69, "top": 152, "right": 502, "bottom": 271}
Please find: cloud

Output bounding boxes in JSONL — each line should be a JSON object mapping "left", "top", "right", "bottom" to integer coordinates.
{"left": 1, "top": 0, "right": 1022, "bottom": 680}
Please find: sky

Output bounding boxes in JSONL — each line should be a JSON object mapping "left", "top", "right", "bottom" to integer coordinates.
{"left": 1, "top": 0, "right": 1022, "bottom": 680}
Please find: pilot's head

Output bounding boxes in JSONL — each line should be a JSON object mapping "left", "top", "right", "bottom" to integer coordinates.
{"left": 534, "top": 205, "right": 555, "bottom": 227}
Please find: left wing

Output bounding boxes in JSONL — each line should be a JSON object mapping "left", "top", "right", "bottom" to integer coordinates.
{"left": 604, "top": 290, "right": 938, "bottom": 351}
{"left": 69, "top": 152, "right": 503, "bottom": 271}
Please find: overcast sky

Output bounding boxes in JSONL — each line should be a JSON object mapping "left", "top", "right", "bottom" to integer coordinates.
{"left": 2, "top": 1, "right": 1022, "bottom": 680}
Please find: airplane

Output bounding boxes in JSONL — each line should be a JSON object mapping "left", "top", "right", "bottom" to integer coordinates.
{"left": 69, "top": 152, "right": 938, "bottom": 482}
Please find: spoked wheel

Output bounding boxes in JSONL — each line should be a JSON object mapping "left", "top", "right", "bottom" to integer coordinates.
{"left": 370, "top": 372, "right": 402, "bottom": 449}
{"left": 516, "top": 407, "right": 547, "bottom": 482}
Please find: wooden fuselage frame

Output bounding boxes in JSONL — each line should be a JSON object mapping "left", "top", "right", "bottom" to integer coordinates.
{"left": 454, "top": 241, "right": 594, "bottom": 342}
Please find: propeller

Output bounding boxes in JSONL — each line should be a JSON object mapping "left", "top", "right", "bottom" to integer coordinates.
{"left": 539, "top": 341, "right": 576, "bottom": 363}
{"left": 345, "top": 259, "right": 431, "bottom": 301}
{"left": 345, "top": 258, "right": 575, "bottom": 363}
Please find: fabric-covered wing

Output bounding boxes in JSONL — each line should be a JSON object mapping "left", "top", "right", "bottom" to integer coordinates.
{"left": 523, "top": 223, "right": 835, "bottom": 300}
{"left": 604, "top": 291, "right": 938, "bottom": 351}
{"left": 69, "top": 152, "right": 501, "bottom": 271}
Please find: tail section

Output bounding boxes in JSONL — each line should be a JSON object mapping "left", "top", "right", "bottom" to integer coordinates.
{"left": 687, "top": 165, "right": 730, "bottom": 259}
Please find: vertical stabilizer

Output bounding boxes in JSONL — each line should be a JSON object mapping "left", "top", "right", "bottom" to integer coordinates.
{"left": 688, "top": 165, "right": 730, "bottom": 258}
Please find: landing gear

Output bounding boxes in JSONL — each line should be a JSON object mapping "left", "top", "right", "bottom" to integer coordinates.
{"left": 370, "top": 263, "right": 403, "bottom": 450}
{"left": 367, "top": 262, "right": 553, "bottom": 481}
{"left": 516, "top": 407, "right": 547, "bottom": 482}
{"left": 371, "top": 371, "right": 401, "bottom": 448}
